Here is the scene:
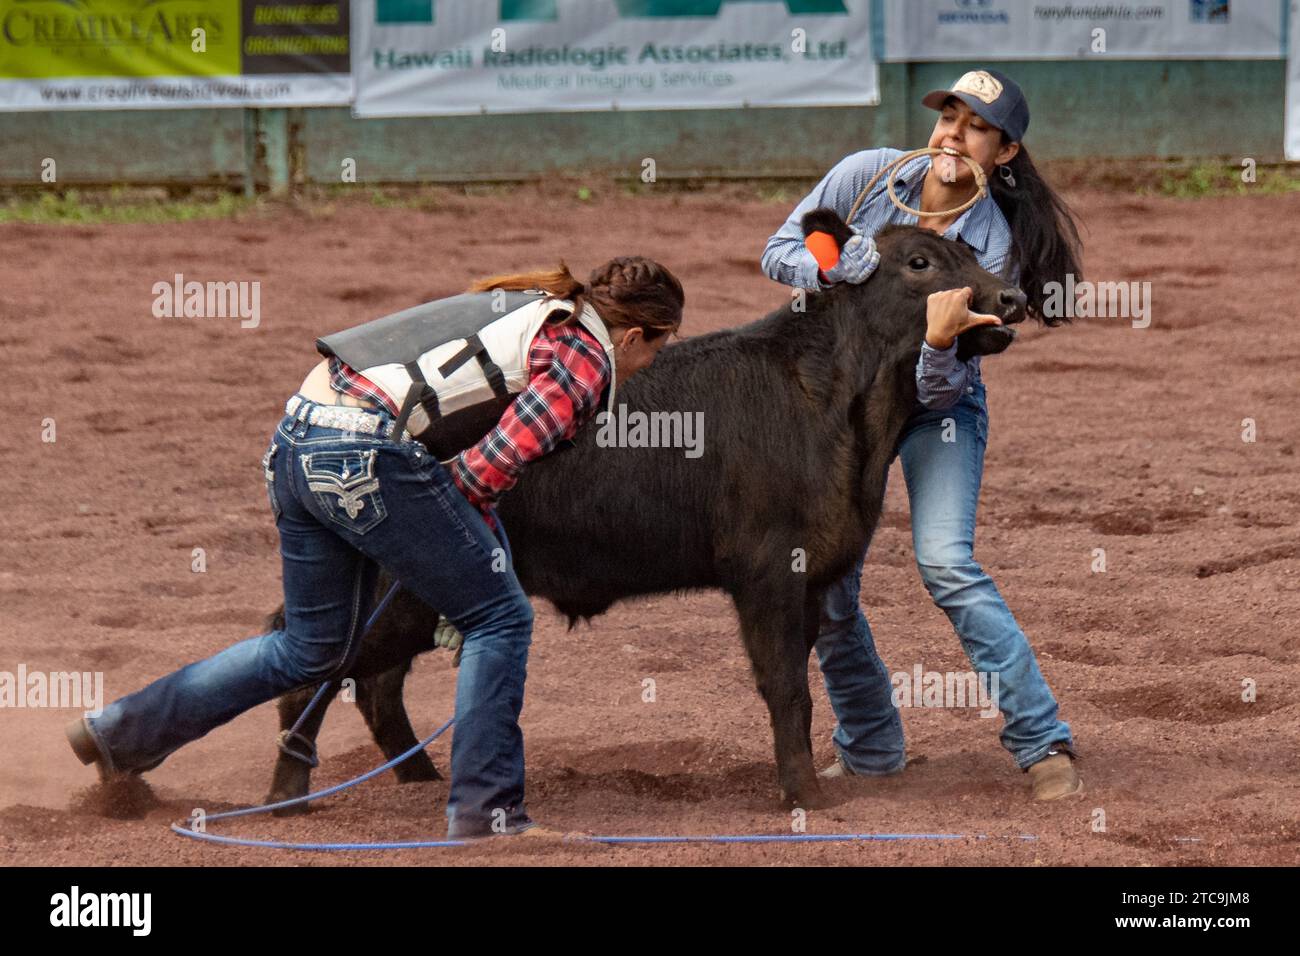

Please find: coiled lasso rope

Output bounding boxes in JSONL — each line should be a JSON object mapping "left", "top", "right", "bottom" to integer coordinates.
{"left": 846, "top": 146, "right": 988, "bottom": 224}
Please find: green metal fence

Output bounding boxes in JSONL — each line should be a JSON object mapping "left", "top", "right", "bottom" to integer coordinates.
{"left": 0, "top": 59, "right": 1287, "bottom": 189}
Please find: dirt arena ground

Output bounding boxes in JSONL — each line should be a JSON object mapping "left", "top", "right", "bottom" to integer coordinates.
{"left": 2, "top": 179, "right": 1297, "bottom": 866}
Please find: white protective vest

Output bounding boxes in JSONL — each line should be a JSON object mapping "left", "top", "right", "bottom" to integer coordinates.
{"left": 316, "top": 291, "right": 617, "bottom": 459}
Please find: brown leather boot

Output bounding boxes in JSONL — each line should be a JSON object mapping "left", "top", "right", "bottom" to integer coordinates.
{"left": 1027, "top": 743, "right": 1083, "bottom": 801}
{"left": 66, "top": 717, "right": 112, "bottom": 779}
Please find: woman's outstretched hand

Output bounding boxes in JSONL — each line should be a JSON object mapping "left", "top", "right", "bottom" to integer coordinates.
{"left": 925, "top": 287, "right": 1002, "bottom": 350}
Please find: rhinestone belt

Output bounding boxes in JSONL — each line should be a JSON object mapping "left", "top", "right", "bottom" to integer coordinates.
{"left": 285, "top": 394, "right": 412, "bottom": 442}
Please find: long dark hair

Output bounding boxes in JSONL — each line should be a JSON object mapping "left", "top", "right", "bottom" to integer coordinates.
{"left": 469, "top": 257, "right": 684, "bottom": 341}
{"left": 989, "top": 137, "right": 1085, "bottom": 325}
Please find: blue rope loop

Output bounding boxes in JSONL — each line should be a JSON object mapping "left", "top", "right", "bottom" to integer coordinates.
{"left": 170, "top": 826, "right": 1038, "bottom": 852}
{"left": 275, "top": 729, "right": 320, "bottom": 768}
{"left": 171, "top": 711, "right": 1040, "bottom": 851}
{"left": 169, "top": 578, "right": 1050, "bottom": 851}
{"left": 286, "top": 682, "right": 335, "bottom": 739}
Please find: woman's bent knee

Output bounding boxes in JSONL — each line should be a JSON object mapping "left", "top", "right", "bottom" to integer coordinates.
{"left": 916, "top": 557, "right": 985, "bottom": 602}
{"left": 464, "top": 590, "right": 534, "bottom": 647}
{"left": 264, "top": 630, "right": 353, "bottom": 687}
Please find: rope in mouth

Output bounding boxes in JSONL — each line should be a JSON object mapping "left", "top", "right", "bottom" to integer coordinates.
{"left": 847, "top": 146, "right": 988, "bottom": 224}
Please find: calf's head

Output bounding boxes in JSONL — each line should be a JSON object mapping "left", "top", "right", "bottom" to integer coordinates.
{"left": 802, "top": 209, "right": 1026, "bottom": 362}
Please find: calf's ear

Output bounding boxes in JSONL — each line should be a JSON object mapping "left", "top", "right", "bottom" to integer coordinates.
{"left": 801, "top": 207, "right": 853, "bottom": 273}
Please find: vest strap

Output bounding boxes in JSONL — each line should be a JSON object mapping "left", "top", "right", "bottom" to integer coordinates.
{"left": 393, "top": 361, "right": 441, "bottom": 437}
{"left": 476, "top": 351, "right": 510, "bottom": 399}
{"left": 438, "top": 333, "right": 510, "bottom": 400}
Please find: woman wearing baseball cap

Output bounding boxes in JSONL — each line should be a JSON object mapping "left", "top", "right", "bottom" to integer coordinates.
{"left": 762, "top": 69, "right": 1085, "bottom": 800}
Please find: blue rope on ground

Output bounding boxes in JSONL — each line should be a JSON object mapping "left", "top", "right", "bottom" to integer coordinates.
{"left": 170, "top": 829, "right": 470, "bottom": 850}
{"left": 170, "top": 827, "right": 1037, "bottom": 851}
{"left": 577, "top": 833, "right": 1037, "bottom": 845}
{"left": 169, "top": 578, "right": 1047, "bottom": 851}
{"left": 169, "top": 709, "right": 1040, "bottom": 851}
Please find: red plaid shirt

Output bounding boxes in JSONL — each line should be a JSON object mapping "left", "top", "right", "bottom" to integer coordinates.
{"left": 329, "top": 320, "right": 611, "bottom": 513}
{"left": 451, "top": 321, "right": 611, "bottom": 512}
{"left": 328, "top": 356, "right": 400, "bottom": 414}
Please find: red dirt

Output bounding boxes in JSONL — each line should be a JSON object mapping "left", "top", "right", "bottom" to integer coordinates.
{"left": 2, "top": 183, "right": 1298, "bottom": 866}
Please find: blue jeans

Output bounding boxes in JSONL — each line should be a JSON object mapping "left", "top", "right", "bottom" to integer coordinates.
{"left": 814, "top": 382, "right": 1073, "bottom": 772}
{"left": 83, "top": 395, "right": 536, "bottom": 838}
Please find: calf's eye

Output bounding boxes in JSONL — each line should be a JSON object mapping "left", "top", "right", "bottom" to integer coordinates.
{"left": 908, "top": 256, "right": 929, "bottom": 270}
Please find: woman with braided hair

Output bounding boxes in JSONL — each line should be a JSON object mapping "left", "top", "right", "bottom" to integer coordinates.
{"left": 68, "top": 256, "right": 685, "bottom": 839}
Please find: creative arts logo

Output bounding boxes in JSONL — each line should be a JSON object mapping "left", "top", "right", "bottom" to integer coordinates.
{"left": 0, "top": 0, "right": 228, "bottom": 50}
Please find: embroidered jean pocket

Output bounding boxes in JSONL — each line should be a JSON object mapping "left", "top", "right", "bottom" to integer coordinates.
{"left": 261, "top": 441, "right": 282, "bottom": 520}
{"left": 301, "top": 448, "right": 388, "bottom": 535}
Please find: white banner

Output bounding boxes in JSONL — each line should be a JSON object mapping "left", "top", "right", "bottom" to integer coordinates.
{"left": 883, "top": 0, "right": 1285, "bottom": 61}
{"left": 1287, "top": 1, "right": 1300, "bottom": 159}
{"left": 352, "top": 0, "right": 877, "bottom": 118}
{"left": 0, "top": 75, "right": 353, "bottom": 112}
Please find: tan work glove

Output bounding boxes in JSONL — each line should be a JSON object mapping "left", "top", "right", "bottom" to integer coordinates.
{"left": 434, "top": 615, "right": 464, "bottom": 668}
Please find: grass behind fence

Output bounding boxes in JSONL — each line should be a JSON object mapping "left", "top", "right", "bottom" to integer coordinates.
{"left": 2, "top": 161, "right": 1298, "bottom": 224}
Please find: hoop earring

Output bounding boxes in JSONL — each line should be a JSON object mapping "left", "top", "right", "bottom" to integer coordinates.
{"left": 998, "top": 164, "right": 1017, "bottom": 189}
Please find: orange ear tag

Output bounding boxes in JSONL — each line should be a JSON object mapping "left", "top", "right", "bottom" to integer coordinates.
{"left": 806, "top": 231, "right": 841, "bottom": 272}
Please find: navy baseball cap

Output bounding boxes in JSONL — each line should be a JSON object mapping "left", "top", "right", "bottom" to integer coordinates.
{"left": 921, "top": 69, "right": 1029, "bottom": 143}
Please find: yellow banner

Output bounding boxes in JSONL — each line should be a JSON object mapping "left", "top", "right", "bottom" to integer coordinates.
{"left": 0, "top": 0, "right": 241, "bottom": 78}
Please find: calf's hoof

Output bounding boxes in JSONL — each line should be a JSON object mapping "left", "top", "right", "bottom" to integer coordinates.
{"left": 265, "top": 791, "right": 313, "bottom": 817}
{"left": 781, "top": 782, "right": 832, "bottom": 811}
{"left": 393, "top": 751, "right": 442, "bottom": 783}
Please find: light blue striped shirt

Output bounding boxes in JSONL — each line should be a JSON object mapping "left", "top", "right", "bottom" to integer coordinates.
{"left": 761, "top": 148, "right": 1018, "bottom": 410}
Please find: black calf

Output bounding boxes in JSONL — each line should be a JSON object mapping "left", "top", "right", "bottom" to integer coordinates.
{"left": 264, "top": 212, "right": 1026, "bottom": 812}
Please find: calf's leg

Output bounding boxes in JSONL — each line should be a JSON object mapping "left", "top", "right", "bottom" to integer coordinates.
{"left": 265, "top": 682, "right": 338, "bottom": 815}
{"left": 262, "top": 584, "right": 443, "bottom": 810}
{"left": 355, "top": 663, "right": 441, "bottom": 782}
{"left": 733, "top": 578, "right": 825, "bottom": 809}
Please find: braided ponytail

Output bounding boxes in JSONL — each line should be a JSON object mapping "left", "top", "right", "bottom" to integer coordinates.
{"left": 469, "top": 256, "right": 684, "bottom": 341}
{"left": 583, "top": 256, "right": 684, "bottom": 341}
